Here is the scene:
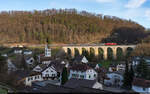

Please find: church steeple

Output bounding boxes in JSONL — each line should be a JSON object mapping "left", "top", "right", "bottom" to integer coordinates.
{"left": 45, "top": 38, "right": 51, "bottom": 57}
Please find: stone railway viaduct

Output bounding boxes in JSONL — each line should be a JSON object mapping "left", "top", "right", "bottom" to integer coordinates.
{"left": 62, "top": 45, "right": 136, "bottom": 60}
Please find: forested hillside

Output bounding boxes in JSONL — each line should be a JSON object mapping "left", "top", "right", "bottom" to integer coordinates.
{"left": 0, "top": 9, "right": 147, "bottom": 44}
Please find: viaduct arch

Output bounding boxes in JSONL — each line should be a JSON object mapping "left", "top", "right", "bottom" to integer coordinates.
{"left": 62, "top": 45, "right": 136, "bottom": 60}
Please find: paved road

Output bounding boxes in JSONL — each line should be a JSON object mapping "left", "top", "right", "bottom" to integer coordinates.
{"left": 103, "top": 86, "right": 126, "bottom": 93}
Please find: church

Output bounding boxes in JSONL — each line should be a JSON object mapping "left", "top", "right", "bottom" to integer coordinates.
{"left": 38, "top": 41, "right": 52, "bottom": 65}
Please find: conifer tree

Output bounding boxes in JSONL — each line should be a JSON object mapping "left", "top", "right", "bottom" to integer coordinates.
{"left": 128, "top": 64, "right": 134, "bottom": 89}
{"left": 20, "top": 55, "right": 27, "bottom": 70}
{"left": 61, "top": 67, "right": 68, "bottom": 85}
{"left": 123, "top": 60, "right": 130, "bottom": 89}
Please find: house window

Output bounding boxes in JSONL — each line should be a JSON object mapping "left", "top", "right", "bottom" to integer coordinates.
{"left": 28, "top": 78, "right": 30, "bottom": 81}
{"left": 52, "top": 74, "right": 55, "bottom": 77}
{"left": 46, "top": 70, "right": 49, "bottom": 72}
{"left": 35, "top": 76, "right": 37, "bottom": 79}
{"left": 94, "top": 74, "right": 96, "bottom": 77}
{"left": 143, "top": 88, "right": 146, "bottom": 91}
{"left": 51, "top": 71, "right": 53, "bottom": 72}
{"left": 30, "top": 77, "right": 33, "bottom": 80}
{"left": 80, "top": 75, "right": 84, "bottom": 79}
{"left": 89, "top": 75, "right": 91, "bottom": 78}
{"left": 30, "top": 60, "right": 33, "bottom": 63}
{"left": 46, "top": 74, "right": 49, "bottom": 77}
{"left": 72, "top": 74, "right": 76, "bottom": 78}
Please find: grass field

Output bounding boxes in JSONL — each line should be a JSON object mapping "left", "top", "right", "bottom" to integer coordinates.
{"left": 0, "top": 88, "right": 7, "bottom": 94}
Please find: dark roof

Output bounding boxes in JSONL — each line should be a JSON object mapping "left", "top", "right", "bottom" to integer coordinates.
{"left": 40, "top": 59, "right": 66, "bottom": 73}
{"left": 132, "top": 78, "right": 150, "bottom": 88}
{"left": 40, "top": 56, "right": 52, "bottom": 62}
{"left": 63, "top": 78, "right": 97, "bottom": 89}
{"left": 88, "top": 63, "right": 97, "bottom": 68}
{"left": 73, "top": 55, "right": 84, "bottom": 63}
{"left": 13, "top": 47, "right": 23, "bottom": 50}
{"left": 28, "top": 71, "right": 41, "bottom": 76}
{"left": 69, "top": 63, "right": 92, "bottom": 72}
{"left": 38, "top": 64, "right": 48, "bottom": 71}
{"left": 48, "top": 59, "right": 66, "bottom": 72}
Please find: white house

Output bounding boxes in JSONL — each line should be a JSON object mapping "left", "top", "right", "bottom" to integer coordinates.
{"left": 41, "top": 66, "right": 57, "bottom": 80}
{"left": 116, "top": 64, "right": 125, "bottom": 71}
{"left": 23, "top": 50, "right": 32, "bottom": 55}
{"left": 104, "top": 71, "right": 124, "bottom": 87}
{"left": 68, "top": 64, "right": 97, "bottom": 80}
{"left": 1, "top": 54, "right": 8, "bottom": 57}
{"left": 14, "top": 49, "right": 22, "bottom": 54}
{"left": 25, "top": 72, "right": 43, "bottom": 86}
{"left": 132, "top": 78, "right": 150, "bottom": 93}
{"left": 26, "top": 64, "right": 58, "bottom": 86}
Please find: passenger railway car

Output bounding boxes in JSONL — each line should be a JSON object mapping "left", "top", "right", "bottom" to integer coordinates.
{"left": 105, "top": 43, "right": 117, "bottom": 45}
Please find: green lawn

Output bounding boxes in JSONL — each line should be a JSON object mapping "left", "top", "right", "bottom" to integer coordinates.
{"left": 0, "top": 88, "right": 7, "bottom": 94}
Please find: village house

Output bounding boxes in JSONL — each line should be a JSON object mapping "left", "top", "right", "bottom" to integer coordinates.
{"left": 116, "top": 63, "right": 126, "bottom": 71}
{"left": 23, "top": 50, "right": 32, "bottom": 55}
{"left": 73, "top": 55, "right": 88, "bottom": 64}
{"left": 63, "top": 78, "right": 103, "bottom": 90}
{"left": 132, "top": 56, "right": 150, "bottom": 67}
{"left": 27, "top": 59, "right": 67, "bottom": 86}
{"left": 41, "top": 66, "right": 57, "bottom": 80}
{"left": 1, "top": 54, "right": 8, "bottom": 57}
{"left": 108, "top": 64, "right": 117, "bottom": 72}
{"left": 132, "top": 56, "right": 141, "bottom": 67}
{"left": 68, "top": 64, "right": 97, "bottom": 80}
{"left": 132, "top": 78, "right": 150, "bottom": 93}
{"left": 104, "top": 70, "right": 124, "bottom": 87}
{"left": 25, "top": 72, "right": 43, "bottom": 86}
{"left": 13, "top": 47, "right": 23, "bottom": 54}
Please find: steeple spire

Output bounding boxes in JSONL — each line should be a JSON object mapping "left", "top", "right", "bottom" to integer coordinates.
{"left": 45, "top": 38, "right": 51, "bottom": 57}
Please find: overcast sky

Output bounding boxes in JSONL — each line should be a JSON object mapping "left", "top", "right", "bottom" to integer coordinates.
{"left": 0, "top": 0, "right": 150, "bottom": 28}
